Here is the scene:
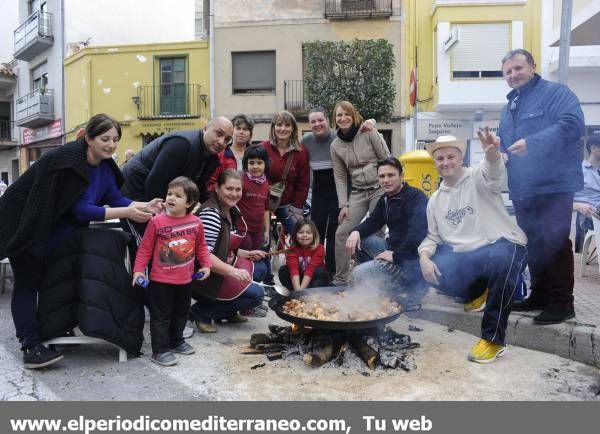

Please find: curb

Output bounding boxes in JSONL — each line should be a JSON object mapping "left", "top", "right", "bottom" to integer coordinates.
{"left": 410, "top": 303, "right": 600, "bottom": 368}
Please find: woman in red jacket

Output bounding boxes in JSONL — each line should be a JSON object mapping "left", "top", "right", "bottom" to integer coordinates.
{"left": 278, "top": 218, "right": 331, "bottom": 291}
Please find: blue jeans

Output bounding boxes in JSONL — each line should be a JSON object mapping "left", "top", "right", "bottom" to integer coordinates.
{"left": 431, "top": 240, "right": 527, "bottom": 345}
{"left": 351, "top": 235, "right": 426, "bottom": 303}
{"left": 190, "top": 260, "right": 266, "bottom": 322}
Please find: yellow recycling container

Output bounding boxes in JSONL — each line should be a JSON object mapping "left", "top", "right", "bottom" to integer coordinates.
{"left": 398, "top": 150, "right": 440, "bottom": 197}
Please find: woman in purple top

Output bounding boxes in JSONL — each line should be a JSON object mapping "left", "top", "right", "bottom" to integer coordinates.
{"left": 0, "top": 113, "right": 163, "bottom": 369}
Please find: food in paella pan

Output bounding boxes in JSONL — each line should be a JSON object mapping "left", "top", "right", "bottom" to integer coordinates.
{"left": 282, "top": 291, "right": 402, "bottom": 322}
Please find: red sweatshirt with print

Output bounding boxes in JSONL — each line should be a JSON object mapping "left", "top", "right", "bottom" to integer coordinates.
{"left": 134, "top": 213, "right": 212, "bottom": 285}
{"left": 286, "top": 244, "right": 325, "bottom": 279}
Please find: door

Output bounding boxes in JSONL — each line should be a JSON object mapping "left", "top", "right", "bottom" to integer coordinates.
{"left": 159, "top": 58, "right": 186, "bottom": 116}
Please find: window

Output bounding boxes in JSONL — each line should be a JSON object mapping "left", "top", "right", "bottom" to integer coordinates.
{"left": 29, "top": 0, "right": 46, "bottom": 14}
{"left": 31, "top": 62, "right": 48, "bottom": 91}
{"left": 159, "top": 57, "right": 186, "bottom": 115}
{"left": 194, "top": 0, "right": 205, "bottom": 39}
{"left": 232, "top": 51, "right": 276, "bottom": 94}
{"left": 450, "top": 23, "right": 509, "bottom": 79}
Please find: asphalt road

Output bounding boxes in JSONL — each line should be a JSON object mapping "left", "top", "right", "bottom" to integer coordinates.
{"left": 1, "top": 292, "right": 599, "bottom": 401}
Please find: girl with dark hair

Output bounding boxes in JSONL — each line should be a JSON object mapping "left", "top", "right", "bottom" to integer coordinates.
{"left": 190, "top": 169, "right": 268, "bottom": 333}
{"left": 0, "top": 113, "right": 163, "bottom": 369}
{"left": 278, "top": 218, "right": 330, "bottom": 292}
{"left": 238, "top": 145, "right": 271, "bottom": 251}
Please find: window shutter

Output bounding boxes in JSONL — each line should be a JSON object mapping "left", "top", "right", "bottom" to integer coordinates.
{"left": 451, "top": 23, "right": 509, "bottom": 74}
{"left": 232, "top": 51, "right": 276, "bottom": 92}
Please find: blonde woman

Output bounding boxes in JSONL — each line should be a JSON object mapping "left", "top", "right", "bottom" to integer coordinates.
{"left": 330, "top": 101, "right": 390, "bottom": 286}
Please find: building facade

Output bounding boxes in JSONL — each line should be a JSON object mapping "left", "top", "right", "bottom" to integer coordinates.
{"left": 64, "top": 40, "right": 210, "bottom": 159}
{"left": 213, "top": 0, "right": 405, "bottom": 155}
{"left": 403, "top": 0, "right": 541, "bottom": 166}
{"left": 540, "top": 0, "right": 600, "bottom": 140}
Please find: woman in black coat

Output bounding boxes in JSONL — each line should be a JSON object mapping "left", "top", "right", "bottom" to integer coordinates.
{"left": 0, "top": 113, "right": 162, "bottom": 369}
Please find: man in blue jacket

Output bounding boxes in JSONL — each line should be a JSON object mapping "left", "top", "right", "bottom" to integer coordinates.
{"left": 346, "top": 157, "right": 428, "bottom": 301}
{"left": 480, "top": 49, "right": 585, "bottom": 325}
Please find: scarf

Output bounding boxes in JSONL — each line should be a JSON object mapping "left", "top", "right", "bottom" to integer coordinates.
{"left": 245, "top": 171, "right": 267, "bottom": 185}
{"left": 337, "top": 125, "right": 360, "bottom": 142}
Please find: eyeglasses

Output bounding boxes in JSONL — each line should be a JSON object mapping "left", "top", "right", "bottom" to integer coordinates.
{"left": 510, "top": 95, "right": 520, "bottom": 111}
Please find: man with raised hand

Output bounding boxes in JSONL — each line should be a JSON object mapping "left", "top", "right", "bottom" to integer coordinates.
{"left": 479, "top": 49, "right": 585, "bottom": 325}
{"left": 418, "top": 134, "right": 527, "bottom": 363}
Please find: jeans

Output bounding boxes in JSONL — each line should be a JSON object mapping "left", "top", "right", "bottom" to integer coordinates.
{"left": 431, "top": 240, "right": 527, "bottom": 345}
{"left": 190, "top": 260, "right": 266, "bottom": 322}
{"left": 351, "top": 235, "right": 426, "bottom": 303}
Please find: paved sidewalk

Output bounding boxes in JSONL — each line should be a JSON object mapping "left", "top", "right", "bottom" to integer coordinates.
{"left": 413, "top": 250, "right": 600, "bottom": 367}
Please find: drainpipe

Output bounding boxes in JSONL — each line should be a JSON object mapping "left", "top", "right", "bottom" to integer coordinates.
{"left": 558, "top": 0, "right": 573, "bottom": 85}
{"left": 209, "top": 0, "right": 215, "bottom": 118}
{"left": 60, "top": 0, "right": 66, "bottom": 142}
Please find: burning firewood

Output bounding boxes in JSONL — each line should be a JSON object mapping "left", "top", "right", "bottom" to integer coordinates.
{"left": 303, "top": 340, "right": 343, "bottom": 367}
{"left": 350, "top": 334, "right": 379, "bottom": 370}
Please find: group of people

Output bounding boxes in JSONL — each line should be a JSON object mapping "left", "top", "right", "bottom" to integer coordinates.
{"left": 0, "top": 48, "right": 588, "bottom": 369}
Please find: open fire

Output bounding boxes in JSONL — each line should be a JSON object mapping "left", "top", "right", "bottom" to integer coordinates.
{"left": 245, "top": 324, "right": 419, "bottom": 371}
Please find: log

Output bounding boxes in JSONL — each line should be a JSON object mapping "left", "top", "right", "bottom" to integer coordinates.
{"left": 350, "top": 334, "right": 379, "bottom": 370}
{"left": 303, "top": 341, "right": 342, "bottom": 367}
{"left": 250, "top": 334, "right": 270, "bottom": 348}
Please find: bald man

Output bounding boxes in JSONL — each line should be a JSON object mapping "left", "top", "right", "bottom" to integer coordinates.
{"left": 121, "top": 117, "right": 233, "bottom": 244}
{"left": 122, "top": 117, "right": 233, "bottom": 204}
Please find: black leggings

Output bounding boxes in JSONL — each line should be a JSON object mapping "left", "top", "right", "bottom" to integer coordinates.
{"left": 278, "top": 265, "right": 331, "bottom": 291}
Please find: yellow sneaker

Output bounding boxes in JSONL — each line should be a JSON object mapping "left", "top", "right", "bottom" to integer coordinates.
{"left": 468, "top": 339, "right": 506, "bottom": 364}
{"left": 464, "top": 288, "right": 488, "bottom": 312}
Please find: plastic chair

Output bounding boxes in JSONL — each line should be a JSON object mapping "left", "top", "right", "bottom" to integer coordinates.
{"left": 580, "top": 215, "right": 600, "bottom": 277}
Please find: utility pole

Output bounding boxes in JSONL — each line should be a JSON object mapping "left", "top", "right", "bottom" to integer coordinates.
{"left": 558, "top": 0, "right": 573, "bottom": 85}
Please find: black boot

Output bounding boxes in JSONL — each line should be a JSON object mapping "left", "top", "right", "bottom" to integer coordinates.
{"left": 511, "top": 296, "right": 546, "bottom": 312}
{"left": 23, "top": 343, "right": 63, "bottom": 369}
{"left": 533, "top": 305, "right": 575, "bottom": 325}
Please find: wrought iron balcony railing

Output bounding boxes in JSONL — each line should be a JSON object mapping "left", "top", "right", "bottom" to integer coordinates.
{"left": 135, "top": 84, "right": 205, "bottom": 119}
{"left": 0, "top": 120, "right": 15, "bottom": 142}
{"left": 325, "top": 0, "right": 393, "bottom": 19}
{"left": 14, "top": 10, "right": 54, "bottom": 61}
{"left": 284, "top": 80, "right": 312, "bottom": 117}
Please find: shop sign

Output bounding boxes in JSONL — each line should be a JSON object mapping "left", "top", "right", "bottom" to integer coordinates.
{"left": 133, "top": 119, "right": 203, "bottom": 136}
{"left": 472, "top": 120, "right": 500, "bottom": 138}
{"left": 417, "top": 119, "right": 471, "bottom": 141}
{"left": 22, "top": 119, "right": 62, "bottom": 145}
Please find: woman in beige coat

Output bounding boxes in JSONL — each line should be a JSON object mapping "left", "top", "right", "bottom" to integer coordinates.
{"left": 330, "top": 101, "right": 391, "bottom": 286}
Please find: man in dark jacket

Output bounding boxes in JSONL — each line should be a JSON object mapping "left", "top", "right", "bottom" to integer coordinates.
{"left": 121, "top": 116, "right": 233, "bottom": 203}
{"left": 480, "top": 49, "right": 585, "bottom": 325}
{"left": 346, "top": 158, "right": 428, "bottom": 300}
{"left": 121, "top": 116, "right": 233, "bottom": 244}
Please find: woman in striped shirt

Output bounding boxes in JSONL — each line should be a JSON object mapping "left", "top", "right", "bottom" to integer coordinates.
{"left": 189, "top": 169, "right": 268, "bottom": 333}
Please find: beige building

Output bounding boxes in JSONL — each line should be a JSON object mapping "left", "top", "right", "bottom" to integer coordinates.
{"left": 213, "top": 0, "right": 405, "bottom": 155}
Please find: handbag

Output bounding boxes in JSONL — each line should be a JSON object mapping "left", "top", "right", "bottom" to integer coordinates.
{"left": 268, "top": 153, "right": 294, "bottom": 212}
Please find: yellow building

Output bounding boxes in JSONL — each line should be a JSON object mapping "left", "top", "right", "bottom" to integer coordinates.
{"left": 401, "top": 0, "right": 541, "bottom": 163}
{"left": 64, "top": 40, "right": 210, "bottom": 162}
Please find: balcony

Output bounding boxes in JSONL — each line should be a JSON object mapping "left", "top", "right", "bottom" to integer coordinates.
{"left": 15, "top": 88, "right": 54, "bottom": 128}
{"left": 14, "top": 11, "right": 54, "bottom": 62}
{"left": 135, "top": 84, "right": 205, "bottom": 120}
{"left": 284, "top": 80, "right": 311, "bottom": 118}
{"left": 0, "top": 120, "right": 17, "bottom": 148}
{"left": 325, "top": 0, "right": 393, "bottom": 19}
